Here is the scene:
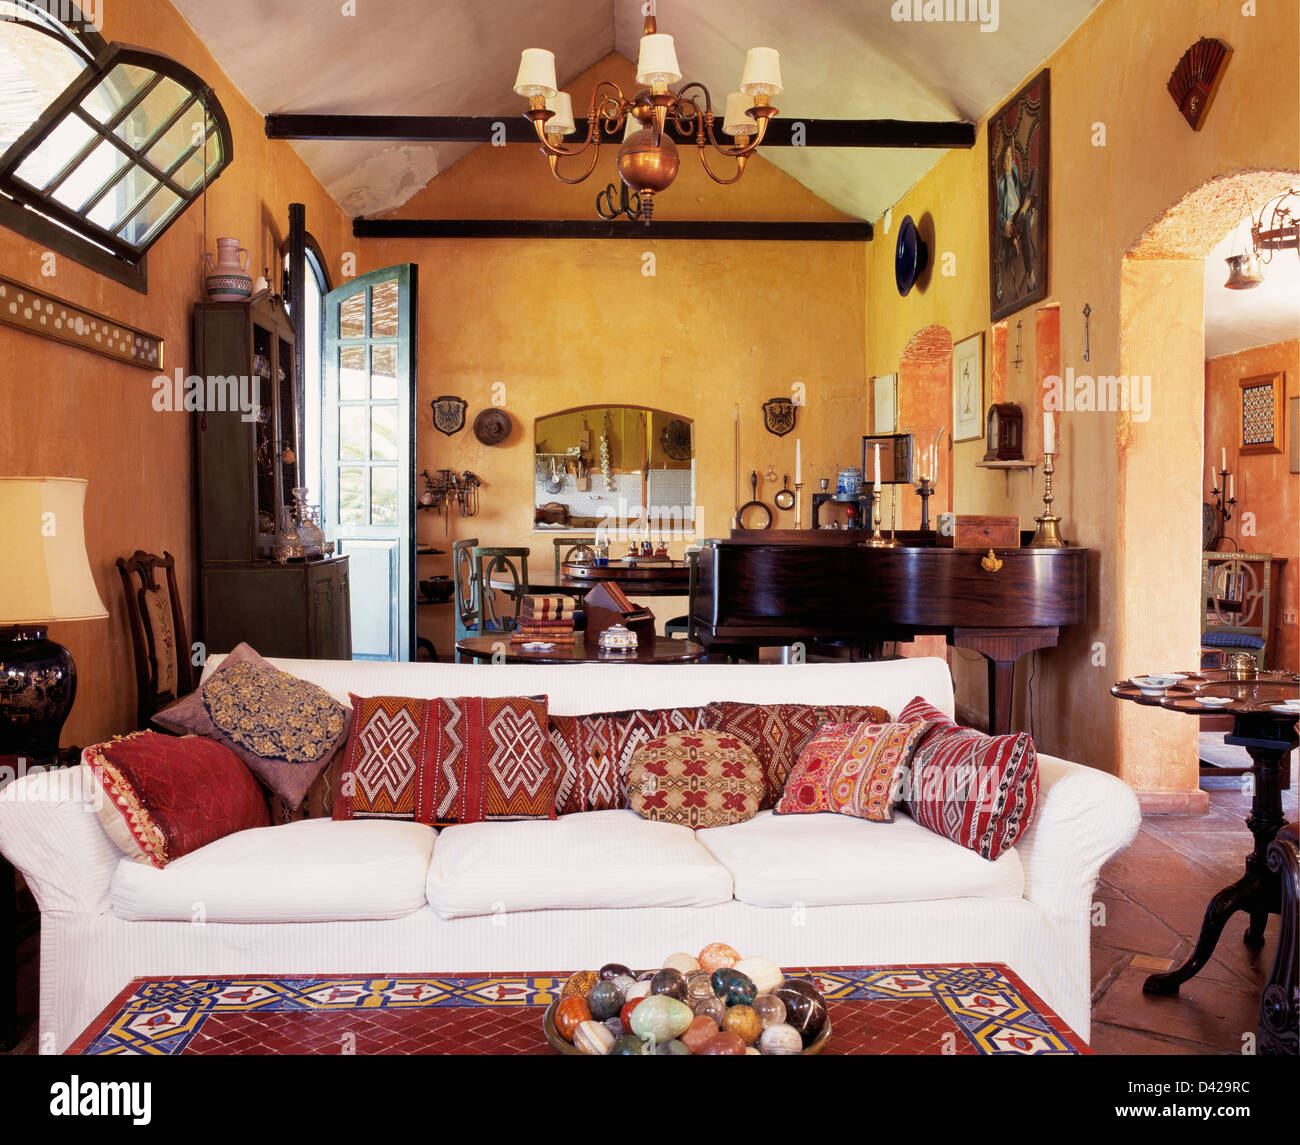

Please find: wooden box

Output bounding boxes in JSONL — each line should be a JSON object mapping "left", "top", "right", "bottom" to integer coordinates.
{"left": 937, "top": 515, "right": 1020, "bottom": 549}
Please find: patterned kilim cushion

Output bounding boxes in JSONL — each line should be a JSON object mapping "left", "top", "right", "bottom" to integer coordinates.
{"left": 334, "top": 694, "right": 555, "bottom": 826}
{"left": 627, "top": 730, "right": 763, "bottom": 829}
{"left": 702, "top": 701, "right": 892, "bottom": 810}
{"left": 774, "top": 721, "right": 929, "bottom": 822}
{"left": 547, "top": 706, "right": 707, "bottom": 815}
{"left": 897, "top": 697, "right": 1039, "bottom": 861}
{"left": 86, "top": 731, "right": 270, "bottom": 868}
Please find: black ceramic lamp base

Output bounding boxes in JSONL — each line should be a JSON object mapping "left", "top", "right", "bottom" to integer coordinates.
{"left": 0, "top": 625, "right": 77, "bottom": 761}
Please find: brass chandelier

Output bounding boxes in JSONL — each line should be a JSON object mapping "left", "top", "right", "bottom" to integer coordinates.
{"left": 513, "top": 10, "right": 782, "bottom": 223}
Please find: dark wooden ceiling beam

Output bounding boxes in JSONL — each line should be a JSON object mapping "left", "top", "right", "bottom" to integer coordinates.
{"left": 353, "top": 218, "right": 872, "bottom": 242}
{"left": 266, "top": 114, "right": 974, "bottom": 149}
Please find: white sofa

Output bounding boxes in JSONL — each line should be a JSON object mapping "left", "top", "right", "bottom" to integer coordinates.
{"left": 0, "top": 656, "right": 1139, "bottom": 1052}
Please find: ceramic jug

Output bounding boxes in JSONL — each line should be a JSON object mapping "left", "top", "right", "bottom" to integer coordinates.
{"left": 205, "top": 238, "right": 252, "bottom": 302}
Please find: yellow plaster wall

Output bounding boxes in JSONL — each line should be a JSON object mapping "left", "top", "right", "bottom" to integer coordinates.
{"left": 0, "top": 0, "right": 352, "bottom": 749}
{"left": 863, "top": 0, "right": 1300, "bottom": 793}
{"left": 362, "top": 54, "right": 870, "bottom": 656}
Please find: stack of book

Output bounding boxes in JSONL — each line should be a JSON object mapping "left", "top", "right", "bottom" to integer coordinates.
{"left": 511, "top": 595, "right": 580, "bottom": 644}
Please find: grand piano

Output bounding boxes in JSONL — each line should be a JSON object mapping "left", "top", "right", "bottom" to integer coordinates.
{"left": 692, "top": 531, "right": 1089, "bottom": 735}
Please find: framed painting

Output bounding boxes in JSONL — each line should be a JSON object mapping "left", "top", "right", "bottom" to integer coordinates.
{"left": 873, "top": 373, "right": 897, "bottom": 434}
{"left": 1239, "top": 373, "right": 1284, "bottom": 455}
{"left": 861, "top": 434, "right": 915, "bottom": 486}
{"left": 1291, "top": 396, "right": 1298, "bottom": 473}
{"left": 952, "top": 332, "right": 984, "bottom": 443}
{"left": 988, "top": 69, "right": 1050, "bottom": 323}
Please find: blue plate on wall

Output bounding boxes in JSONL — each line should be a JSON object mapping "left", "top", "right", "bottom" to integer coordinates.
{"left": 895, "top": 214, "right": 929, "bottom": 297}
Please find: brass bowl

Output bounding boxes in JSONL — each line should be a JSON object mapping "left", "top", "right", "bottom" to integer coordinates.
{"left": 542, "top": 996, "right": 831, "bottom": 1055}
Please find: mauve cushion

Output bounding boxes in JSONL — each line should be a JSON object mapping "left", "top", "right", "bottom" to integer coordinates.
{"left": 153, "top": 643, "right": 350, "bottom": 810}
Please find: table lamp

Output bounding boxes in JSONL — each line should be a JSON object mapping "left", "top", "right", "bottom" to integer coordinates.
{"left": 0, "top": 477, "right": 108, "bottom": 761}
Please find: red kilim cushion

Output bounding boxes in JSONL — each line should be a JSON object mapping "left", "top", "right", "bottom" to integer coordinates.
{"left": 547, "top": 706, "right": 707, "bottom": 815}
{"left": 775, "top": 721, "right": 929, "bottom": 822}
{"left": 702, "top": 701, "right": 892, "bottom": 810}
{"left": 897, "top": 697, "right": 1039, "bottom": 860}
{"left": 87, "top": 731, "right": 270, "bottom": 868}
{"left": 334, "top": 694, "right": 555, "bottom": 826}
{"left": 627, "top": 730, "right": 763, "bottom": 828}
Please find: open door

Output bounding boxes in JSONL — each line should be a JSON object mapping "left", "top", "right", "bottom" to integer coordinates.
{"left": 323, "top": 264, "right": 417, "bottom": 660}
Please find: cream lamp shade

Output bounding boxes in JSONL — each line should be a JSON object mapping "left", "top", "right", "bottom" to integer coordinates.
{"left": 723, "top": 91, "right": 756, "bottom": 137}
{"left": 0, "top": 477, "right": 108, "bottom": 624}
{"left": 636, "top": 33, "right": 682, "bottom": 86}
{"left": 739, "top": 47, "right": 782, "bottom": 97}
{"left": 544, "top": 91, "right": 576, "bottom": 135}
{"left": 513, "top": 48, "right": 558, "bottom": 99}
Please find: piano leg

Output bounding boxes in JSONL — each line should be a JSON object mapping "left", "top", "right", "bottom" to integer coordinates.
{"left": 951, "top": 627, "right": 1061, "bottom": 736}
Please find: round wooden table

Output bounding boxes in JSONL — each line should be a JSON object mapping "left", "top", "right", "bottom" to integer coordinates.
{"left": 455, "top": 634, "right": 705, "bottom": 664}
{"left": 489, "top": 566, "right": 690, "bottom": 598}
{"left": 1112, "top": 669, "right": 1299, "bottom": 997}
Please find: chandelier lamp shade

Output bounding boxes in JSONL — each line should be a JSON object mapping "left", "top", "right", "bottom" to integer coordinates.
{"left": 513, "top": 12, "right": 781, "bottom": 222}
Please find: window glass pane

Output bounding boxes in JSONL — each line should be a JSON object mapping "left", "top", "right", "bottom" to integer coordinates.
{"left": 370, "top": 279, "right": 398, "bottom": 337}
{"left": 143, "top": 98, "right": 204, "bottom": 174}
{"left": 339, "top": 467, "right": 365, "bottom": 525}
{"left": 339, "top": 407, "right": 367, "bottom": 460}
{"left": 114, "top": 76, "right": 190, "bottom": 150}
{"left": 339, "top": 345, "right": 366, "bottom": 401}
{"left": 371, "top": 404, "right": 397, "bottom": 460}
{"left": 82, "top": 64, "right": 154, "bottom": 123}
{"left": 116, "top": 182, "right": 179, "bottom": 245}
{"left": 0, "top": 17, "right": 88, "bottom": 158}
{"left": 339, "top": 290, "right": 365, "bottom": 338}
{"left": 14, "top": 114, "right": 96, "bottom": 190}
{"left": 50, "top": 138, "right": 129, "bottom": 212}
{"left": 371, "top": 343, "right": 397, "bottom": 400}
{"left": 85, "top": 163, "right": 154, "bottom": 232}
{"left": 370, "top": 467, "right": 397, "bottom": 525}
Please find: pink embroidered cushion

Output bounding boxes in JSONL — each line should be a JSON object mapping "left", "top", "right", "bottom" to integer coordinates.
{"left": 334, "top": 694, "right": 555, "bottom": 826}
{"left": 774, "top": 720, "right": 929, "bottom": 823}
{"left": 897, "top": 696, "right": 1039, "bottom": 860}
{"left": 87, "top": 731, "right": 270, "bottom": 868}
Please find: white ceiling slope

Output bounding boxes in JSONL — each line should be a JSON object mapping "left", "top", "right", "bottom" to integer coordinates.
{"left": 172, "top": 0, "right": 1102, "bottom": 221}
{"left": 1204, "top": 219, "right": 1300, "bottom": 359}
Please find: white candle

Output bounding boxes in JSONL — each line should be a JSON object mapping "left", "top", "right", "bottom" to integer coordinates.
{"left": 1043, "top": 412, "right": 1055, "bottom": 455}
{"left": 1209, "top": 462, "right": 1215, "bottom": 488}
{"left": 1229, "top": 473, "right": 1235, "bottom": 501}
{"left": 795, "top": 438, "right": 801, "bottom": 485}
{"left": 1221, "top": 447, "right": 1227, "bottom": 471}
{"left": 873, "top": 443, "right": 882, "bottom": 490}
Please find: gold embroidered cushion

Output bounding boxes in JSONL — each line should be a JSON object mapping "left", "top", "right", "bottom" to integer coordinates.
{"left": 627, "top": 730, "right": 763, "bottom": 829}
{"left": 774, "top": 720, "right": 929, "bottom": 823}
{"left": 153, "top": 643, "right": 350, "bottom": 810}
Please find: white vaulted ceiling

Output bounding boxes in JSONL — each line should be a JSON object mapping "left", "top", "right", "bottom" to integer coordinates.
{"left": 171, "top": 0, "right": 1103, "bottom": 221}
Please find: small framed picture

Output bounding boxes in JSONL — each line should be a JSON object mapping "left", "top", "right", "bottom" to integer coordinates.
{"left": 952, "top": 332, "right": 984, "bottom": 443}
{"left": 1239, "top": 372, "right": 1284, "bottom": 454}
{"left": 861, "top": 434, "right": 915, "bottom": 486}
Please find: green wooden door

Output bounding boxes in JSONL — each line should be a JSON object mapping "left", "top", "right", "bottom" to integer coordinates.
{"left": 323, "top": 265, "right": 417, "bottom": 660}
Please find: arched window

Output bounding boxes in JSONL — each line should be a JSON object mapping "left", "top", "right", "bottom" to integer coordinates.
{"left": 0, "top": 1, "right": 233, "bottom": 289}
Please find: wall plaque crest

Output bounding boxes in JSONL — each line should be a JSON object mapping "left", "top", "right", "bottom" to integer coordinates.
{"left": 431, "top": 394, "right": 467, "bottom": 435}
{"left": 762, "top": 397, "right": 797, "bottom": 437}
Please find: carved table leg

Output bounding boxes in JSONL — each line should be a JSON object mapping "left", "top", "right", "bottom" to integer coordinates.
{"left": 1259, "top": 825, "right": 1298, "bottom": 1055}
{"left": 1144, "top": 872, "right": 1266, "bottom": 994}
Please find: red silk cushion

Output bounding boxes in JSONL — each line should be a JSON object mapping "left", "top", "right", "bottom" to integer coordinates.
{"left": 547, "top": 706, "right": 708, "bottom": 815}
{"left": 775, "top": 721, "right": 929, "bottom": 822}
{"left": 702, "top": 701, "right": 892, "bottom": 810}
{"left": 87, "top": 731, "right": 270, "bottom": 868}
{"left": 897, "top": 696, "right": 1039, "bottom": 860}
{"left": 334, "top": 694, "right": 555, "bottom": 826}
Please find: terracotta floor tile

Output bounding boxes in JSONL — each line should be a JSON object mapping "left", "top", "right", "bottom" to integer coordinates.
{"left": 1089, "top": 1021, "right": 1228, "bottom": 1056}
{"left": 1090, "top": 891, "right": 1184, "bottom": 956}
{"left": 1099, "top": 850, "right": 1225, "bottom": 889}
{"left": 1091, "top": 965, "right": 1261, "bottom": 1052}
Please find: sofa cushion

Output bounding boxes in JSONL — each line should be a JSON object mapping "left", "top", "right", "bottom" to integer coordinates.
{"left": 696, "top": 810, "right": 1024, "bottom": 908}
{"left": 702, "top": 700, "right": 891, "bottom": 809}
{"left": 154, "top": 643, "right": 350, "bottom": 811}
{"left": 548, "top": 706, "right": 708, "bottom": 814}
{"left": 87, "top": 731, "right": 270, "bottom": 868}
{"left": 110, "top": 819, "right": 436, "bottom": 922}
{"left": 898, "top": 697, "right": 1039, "bottom": 860}
{"left": 335, "top": 693, "right": 555, "bottom": 826}
{"left": 425, "top": 810, "right": 734, "bottom": 918}
{"left": 628, "top": 731, "right": 763, "bottom": 829}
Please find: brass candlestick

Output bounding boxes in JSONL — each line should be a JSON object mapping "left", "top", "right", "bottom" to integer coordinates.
{"left": 1030, "top": 452, "right": 1066, "bottom": 548}
{"left": 865, "top": 486, "right": 898, "bottom": 548}
{"left": 794, "top": 481, "right": 803, "bottom": 530}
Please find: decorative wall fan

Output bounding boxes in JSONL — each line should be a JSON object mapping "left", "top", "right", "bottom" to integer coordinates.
{"left": 1167, "top": 37, "right": 1232, "bottom": 131}
{"left": 660, "top": 418, "right": 692, "bottom": 460}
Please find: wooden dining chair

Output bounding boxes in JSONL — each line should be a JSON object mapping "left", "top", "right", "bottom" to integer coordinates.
{"left": 115, "top": 550, "right": 194, "bottom": 729}
{"left": 553, "top": 536, "right": 597, "bottom": 576}
{"left": 1201, "top": 551, "right": 1273, "bottom": 669}
{"left": 664, "top": 542, "right": 711, "bottom": 641}
{"left": 453, "top": 539, "right": 530, "bottom": 661}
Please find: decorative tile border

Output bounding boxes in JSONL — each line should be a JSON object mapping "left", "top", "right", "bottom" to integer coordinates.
{"left": 0, "top": 275, "right": 162, "bottom": 371}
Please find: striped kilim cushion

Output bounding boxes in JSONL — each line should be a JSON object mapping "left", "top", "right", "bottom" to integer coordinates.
{"left": 897, "top": 697, "right": 1038, "bottom": 861}
{"left": 334, "top": 694, "right": 555, "bottom": 825}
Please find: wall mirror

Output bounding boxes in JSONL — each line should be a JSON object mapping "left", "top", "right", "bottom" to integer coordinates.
{"left": 534, "top": 405, "right": 695, "bottom": 531}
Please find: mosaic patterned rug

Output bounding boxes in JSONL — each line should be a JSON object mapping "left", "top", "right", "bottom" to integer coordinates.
{"left": 68, "top": 964, "right": 1089, "bottom": 1056}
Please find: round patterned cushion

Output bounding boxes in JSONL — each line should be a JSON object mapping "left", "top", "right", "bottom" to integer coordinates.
{"left": 627, "top": 730, "right": 763, "bottom": 829}
{"left": 202, "top": 660, "right": 347, "bottom": 764}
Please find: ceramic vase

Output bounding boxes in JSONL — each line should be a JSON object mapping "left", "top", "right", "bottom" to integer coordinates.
{"left": 205, "top": 238, "right": 252, "bottom": 302}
